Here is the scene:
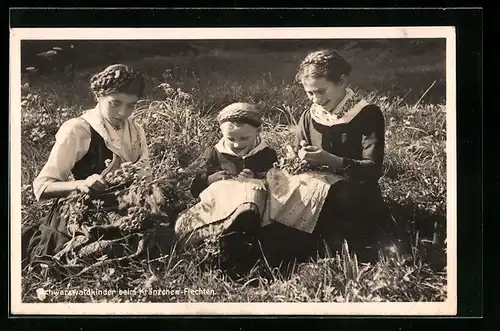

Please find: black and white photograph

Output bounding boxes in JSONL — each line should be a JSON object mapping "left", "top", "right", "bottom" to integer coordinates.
{"left": 10, "top": 27, "right": 456, "bottom": 315}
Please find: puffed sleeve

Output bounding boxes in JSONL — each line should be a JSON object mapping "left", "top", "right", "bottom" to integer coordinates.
{"left": 32, "top": 118, "right": 92, "bottom": 201}
{"left": 343, "top": 105, "right": 385, "bottom": 182}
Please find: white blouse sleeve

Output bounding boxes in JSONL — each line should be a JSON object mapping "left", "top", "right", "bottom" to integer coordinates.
{"left": 32, "top": 118, "right": 92, "bottom": 201}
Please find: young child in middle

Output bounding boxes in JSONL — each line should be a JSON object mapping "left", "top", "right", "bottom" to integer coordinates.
{"left": 174, "top": 102, "right": 278, "bottom": 269}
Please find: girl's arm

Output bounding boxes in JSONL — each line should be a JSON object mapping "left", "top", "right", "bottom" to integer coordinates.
{"left": 39, "top": 180, "right": 90, "bottom": 200}
{"left": 342, "top": 105, "right": 385, "bottom": 182}
{"left": 33, "top": 118, "right": 93, "bottom": 201}
{"left": 190, "top": 147, "right": 221, "bottom": 197}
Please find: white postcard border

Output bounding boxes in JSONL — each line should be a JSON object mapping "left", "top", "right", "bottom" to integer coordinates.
{"left": 9, "top": 26, "right": 457, "bottom": 316}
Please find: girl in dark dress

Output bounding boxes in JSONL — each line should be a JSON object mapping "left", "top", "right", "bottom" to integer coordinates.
{"left": 260, "top": 49, "right": 392, "bottom": 264}
{"left": 22, "top": 64, "right": 152, "bottom": 270}
{"left": 174, "top": 103, "right": 278, "bottom": 271}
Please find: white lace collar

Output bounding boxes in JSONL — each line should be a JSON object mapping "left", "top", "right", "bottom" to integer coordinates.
{"left": 80, "top": 106, "right": 143, "bottom": 163}
{"left": 214, "top": 136, "right": 268, "bottom": 159}
{"left": 310, "top": 88, "right": 369, "bottom": 126}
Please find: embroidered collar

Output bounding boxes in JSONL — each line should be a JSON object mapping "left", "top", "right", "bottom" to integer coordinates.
{"left": 310, "top": 89, "right": 369, "bottom": 126}
{"left": 214, "top": 136, "right": 268, "bottom": 159}
{"left": 80, "top": 106, "right": 143, "bottom": 163}
{"left": 331, "top": 88, "right": 355, "bottom": 115}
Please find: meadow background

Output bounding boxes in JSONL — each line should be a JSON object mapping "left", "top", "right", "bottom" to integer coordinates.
{"left": 19, "top": 39, "right": 448, "bottom": 303}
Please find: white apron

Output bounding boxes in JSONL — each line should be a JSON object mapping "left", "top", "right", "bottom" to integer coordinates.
{"left": 262, "top": 168, "right": 344, "bottom": 233}
{"left": 174, "top": 177, "right": 267, "bottom": 248}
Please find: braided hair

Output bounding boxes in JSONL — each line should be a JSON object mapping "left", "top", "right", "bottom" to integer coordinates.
{"left": 295, "top": 49, "right": 352, "bottom": 84}
{"left": 90, "top": 64, "right": 145, "bottom": 100}
{"left": 217, "top": 102, "right": 262, "bottom": 128}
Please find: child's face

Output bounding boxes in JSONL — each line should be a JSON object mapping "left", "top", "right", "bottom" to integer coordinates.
{"left": 301, "top": 76, "right": 347, "bottom": 112}
{"left": 98, "top": 92, "right": 139, "bottom": 127}
{"left": 220, "top": 122, "right": 260, "bottom": 156}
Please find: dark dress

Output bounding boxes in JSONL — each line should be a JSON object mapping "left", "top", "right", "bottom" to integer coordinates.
{"left": 259, "top": 103, "right": 391, "bottom": 266}
{"left": 190, "top": 144, "right": 278, "bottom": 198}
{"left": 296, "top": 103, "right": 391, "bottom": 260}
{"left": 186, "top": 143, "right": 278, "bottom": 274}
{"left": 21, "top": 118, "right": 113, "bottom": 270}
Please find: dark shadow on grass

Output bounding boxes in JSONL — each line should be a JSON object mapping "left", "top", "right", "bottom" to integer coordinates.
{"left": 384, "top": 197, "right": 447, "bottom": 272}
{"left": 243, "top": 196, "right": 447, "bottom": 283}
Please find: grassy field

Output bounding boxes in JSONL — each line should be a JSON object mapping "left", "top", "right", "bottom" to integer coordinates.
{"left": 19, "top": 44, "right": 448, "bottom": 303}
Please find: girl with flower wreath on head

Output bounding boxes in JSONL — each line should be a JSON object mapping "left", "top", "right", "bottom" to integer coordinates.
{"left": 22, "top": 64, "right": 176, "bottom": 272}
{"left": 259, "top": 49, "right": 394, "bottom": 264}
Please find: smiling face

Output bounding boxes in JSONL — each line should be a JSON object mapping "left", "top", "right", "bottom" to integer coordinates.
{"left": 301, "top": 76, "right": 348, "bottom": 112}
{"left": 220, "top": 121, "right": 260, "bottom": 156}
{"left": 98, "top": 92, "right": 139, "bottom": 127}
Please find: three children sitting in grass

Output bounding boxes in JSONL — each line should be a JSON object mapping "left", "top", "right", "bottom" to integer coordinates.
{"left": 24, "top": 48, "right": 391, "bottom": 272}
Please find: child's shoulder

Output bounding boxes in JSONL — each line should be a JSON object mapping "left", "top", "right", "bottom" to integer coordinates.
{"left": 257, "top": 142, "right": 278, "bottom": 158}
{"left": 57, "top": 116, "right": 92, "bottom": 140}
{"left": 360, "top": 102, "right": 382, "bottom": 111}
{"left": 263, "top": 145, "right": 277, "bottom": 151}
{"left": 296, "top": 107, "right": 313, "bottom": 127}
{"left": 260, "top": 145, "right": 278, "bottom": 155}
{"left": 357, "top": 103, "right": 384, "bottom": 120}
{"left": 299, "top": 107, "right": 312, "bottom": 120}
{"left": 61, "top": 116, "right": 91, "bottom": 130}
{"left": 202, "top": 145, "right": 220, "bottom": 158}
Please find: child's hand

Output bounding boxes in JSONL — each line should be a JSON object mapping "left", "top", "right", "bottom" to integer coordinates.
{"left": 300, "top": 145, "right": 326, "bottom": 166}
{"left": 285, "top": 145, "right": 297, "bottom": 159}
{"left": 297, "top": 140, "right": 310, "bottom": 159}
{"left": 208, "top": 170, "right": 230, "bottom": 184}
{"left": 78, "top": 174, "right": 108, "bottom": 194}
{"left": 299, "top": 146, "right": 343, "bottom": 168}
{"left": 238, "top": 168, "right": 254, "bottom": 179}
{"left": 297, "top": 143, "right": 317, "bottom": 160}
